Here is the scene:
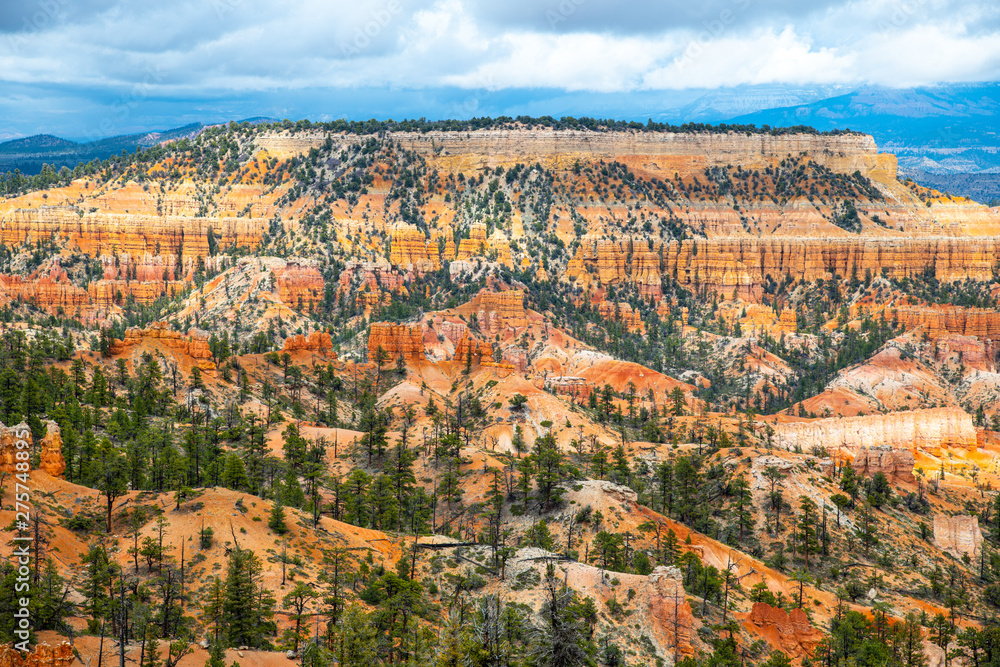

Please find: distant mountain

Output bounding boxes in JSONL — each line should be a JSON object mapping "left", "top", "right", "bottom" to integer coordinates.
{"left": 0, "top": 118, "right": 269, "bottom": 177}
{"left": 724, "top": 83, "right": 1000, "bottom": 202}
{"left": 647, "top": 85, "right": 847, "bottom": 124}
{"left": 0, "top": 134, "right": 78, "bottom": 155}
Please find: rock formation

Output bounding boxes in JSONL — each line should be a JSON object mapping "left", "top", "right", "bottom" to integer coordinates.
{"left": 933, "top": 515, "right": 983, "bottom": 559}
{"left": 888, "top": 305, "right": 1000, "bottom": 342}
{"left": 455, "top": 224, "right": 514, "bottom": 268}
{"left": 744, "top": 602, "right": 824, "bottom": 658}
{"left": 110, "top": 321, "right": 217, "bottom": 371}
{"left": 272, "top": 261, "right": 325, "bottom": 311}
{"left": 545, "top": 376, "right": 592, "bottom": 399}
{"left": 850, "top": 446, "right": 915, "bottom": 482}
{"left": 368, "top": 323, "right": 426, "bottom": 363}
{"left": 776, "top": 408, "right": 975, "bottom": 455}
{"left": 0, "top": 206, "right": 266, "bottom": 259}
{"left": 565, "top": 236, "right": 1000, "bottom": 303}
{"left": 647, "top": 566, "right": 695, "bottom": 656}
{"left": 282, "top": 331, "right": 333, "bottom": 354}
{"left": 598, "top": 301, "right": 645, "bottom": 333}
{"left": 0, "top": 421, "right": 65, "bottom": 478}
{"left": 453, "top": 331, "right": 494, "bottom": 366}
{"left": 0, "top": 642, "right": 73, "bottom": 667}
{"left": 389, "top": 225, "right": 440, "bottom": 273}
{"left": 476, "top": 289, "right": 527, "bottom": 334}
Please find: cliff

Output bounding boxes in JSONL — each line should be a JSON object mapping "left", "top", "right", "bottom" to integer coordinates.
{"left": 566, "top": 236, "right": 1000, "bottom": 302}
{"left": 775, "top": 407, "right": 976, "bottom": 455}
{"left": 0, "top": 420, "right": 65, "bottom": 478}
{"left": 0, "top": 643, "right": 73, "bottom": 667}
{"left": 455, "top": 224, "right": 514, "bottom": 268}
{"left": 850, "top": 446, "right": 915, "bottom": 482}
{"left": 598, "top": 301, "right": 645, "bottom": 333}
{"left": 388, "top": 225, "right": 440, "bottom": 273}
{"left": 272, "top": 261, "right": 325, "bottom": 311}
{"left": 453, "top": 331, "right": 494, "bottom": 366}
{"left": 743, "top": 602, "right": 824, "bottom": 659}
{"left": 0, "top": 206, "right": 266, "bottom": 259}
{"left": 473, "top": 289, "right": 527, "bottom": 334}
{"left": 368, "top": 323, "right": 426, "bottom": 363}
{"left": 282, "top": 331, "right": 333, "bottom": 354}
{"left": 111, "top": 321, "right": 217, "bottom": 371}
{"left": 933, "top": 515, "right": 983, "bottom": 559}
{"left": 888, "top": 305, "right": 1000, "bottom": 342}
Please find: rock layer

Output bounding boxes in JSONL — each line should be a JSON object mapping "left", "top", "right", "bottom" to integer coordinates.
{"left": 111, "top": 321, "right": 217, "bottom": 371}
{"left": 368, "top": 323, "right": 426, "bottom": 363}
{"left": 851, "top": 446, "right": 915, "bottom": 482}
{"left": 888, "top": 305, "right": 1000, "bottom": 342}
{"left": 744, "top": 602, "right": 824, "bottom": 658}
{"left": 282, "top": 331, "right": 333, "bottom": 353}
{"left": 933, "top": 515, "right": 983, "bottom": 559}
{"left": 776, "top": 407, "right": 975, "bottom": 455}
{"left": 0, "top": 642, "right": 73, "bottom": 667}
{"left": 0, "top": 420, "right": 65, "bottom": 477}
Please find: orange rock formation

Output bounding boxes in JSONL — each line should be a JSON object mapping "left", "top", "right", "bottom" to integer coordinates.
{"left": 566, "top": 236, "right": 1000, "bottom": 302}
{"left": 888, "top": 305, "right": 1000, "bottom": 342}
{"left": 282, "top": 331, "right": 333, "bottom": 354}
{"left": 368, "top": 323, "right": 426, "bottom": 363}
{"left": 0, "top": 420, "right": 65, "bottom": 477}
{"left": 453, "top": 331, "right": 494, "bottom": 366}
{"left": 273, "top": 262, "right": 325, "bottom": 311}
{"left": 850, "top": 446, "right": 915, "bottom": 482}
{"left": 744, "top": 602, "right": 824, "bottom": 658}
{"left": 388, "top": 225, "right": 440, "bottom": 273}
{"left": 933, "top": 515, "right": 983, "bottom": 559}
{"left": 0, "top": 642, "right": 73, "bottom": 667}
{"left": 110, "top": 321, "right": 217, "bottom": 371}
{"left": 776, "top": 408, "right": 975, "bottom": 455}
{"left": 475, "top": 289, "right": 527, "bottom": 334}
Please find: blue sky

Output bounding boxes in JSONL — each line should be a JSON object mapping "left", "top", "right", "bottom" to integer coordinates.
{"left": 1, "top": 0, "right": 999, "bottom": 139}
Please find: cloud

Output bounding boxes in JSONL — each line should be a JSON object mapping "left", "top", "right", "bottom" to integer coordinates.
{"left": 0, "top": 0, "right": 998, "bottom": 136}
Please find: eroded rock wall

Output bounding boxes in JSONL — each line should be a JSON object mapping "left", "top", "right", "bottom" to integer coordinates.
{"left": 776, "top": 408, "right": 975, "bottom": 455}
{"left": 368, "top": 323, "right": 426, "bottom": 363}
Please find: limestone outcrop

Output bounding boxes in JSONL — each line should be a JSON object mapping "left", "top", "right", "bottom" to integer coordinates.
{"left": 282, "top": 331, "right": 333, "bottom": 353}
{"left": 0, "top": 420, "right": 65, "bottom": 478}
{"left": 368, "top": 323, "right": 426, "bottom": 363}
{"left": 776, "top": 408, "right": 975, "bottom": 455}
{"left": 933, "top": 515, "right": 983, "bottom": 559}
{"left": 0, "top": 642, "right": 73, "bottom": 667}
{"left": 110, "top": 321, "right": 217, "bottom": 371}
{"left": 0, "top": 206, "right": 266, "bottom": 259}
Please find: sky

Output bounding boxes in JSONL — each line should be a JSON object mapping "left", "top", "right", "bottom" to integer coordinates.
{"left": 1, "top": 0, "right": 999, "bottom": 139}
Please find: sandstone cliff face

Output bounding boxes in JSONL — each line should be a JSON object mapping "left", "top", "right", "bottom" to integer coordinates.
{"left": 368, "top": 323, "right": 426, "bottom": 363}
{"left": 0, "top": 206, "right": 266, "bottom": 259}
{"left": 744, "top": 602, "right": 824, "bottom": 658}
{"left": 0, "top": 642, "right": 73, "bottom": 667}
{"left": 888, "top": 305, "right": 1000, "bottom": 342}
{"left": 0, "top": 420, "right": 65, "bottom": 477}
{"left": 389, "top": 225, "right": 440, "bottom": 273}
{"left": 474, "top": 289, "right": 527, "bottom": 334}
{"left": 111, "top": 321, "right": 217, "bottom": 371}
{"left": 933, "top": 515, "right": 983, "bottom": 559}
{"left": 850, "top": 446, "right": 915, "bottom": 482}
{"left": 272, "top": 261, "right": 325, "bottom": 311}
{"left": 453, "top": 331, "right": 494, "bottom": 366}
{"left": 775, "top": 407, "right": 975, "bottom": 455}
{"left": 455, "top": 224, "right": 514, "bottom": 268}
{"left": 282, "top": 331, "right": 333, "bottom": 353}
{"left": 646, "top": 566, "right": 695, "bottom": 657}
{"left": 565, "top": 236, "right": 1000, "bottom": 302}
{"left": 598, "top": 301, "right": 645, "bottom": 333}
